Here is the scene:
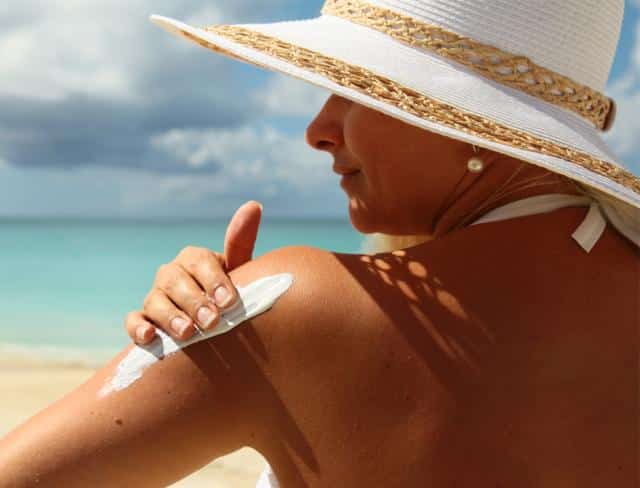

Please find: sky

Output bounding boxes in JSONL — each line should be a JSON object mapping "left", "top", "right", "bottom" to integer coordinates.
{"left": 0, "top": 0, "right": 638, "bottom": 219}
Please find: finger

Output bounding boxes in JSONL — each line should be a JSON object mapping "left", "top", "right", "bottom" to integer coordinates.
{"left": 156, "top": 261, "right": 221, "bottom": 331}
{"left": 175, "top": 248, "right": 240, "bottom": 312}
{"left": 124, "top": 311, "right": 156, "bottom": 345}
{"left": 224, "top": 200, "right": 263, "bottom": 270}
{"left": 143, "top": 288, "right": 195, "bottom": 341}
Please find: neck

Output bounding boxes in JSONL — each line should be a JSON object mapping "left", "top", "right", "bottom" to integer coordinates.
{"left": 431, "top": 154, "right": 585, "bottom": 240}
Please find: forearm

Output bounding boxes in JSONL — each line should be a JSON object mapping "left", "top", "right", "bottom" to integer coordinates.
{"left": 0, "top": 339, "right": 262, "bottom": 487}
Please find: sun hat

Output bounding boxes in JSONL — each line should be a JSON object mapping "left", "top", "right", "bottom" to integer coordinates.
{"left": 149, "top": 0, "right": 640, "bottom": 244}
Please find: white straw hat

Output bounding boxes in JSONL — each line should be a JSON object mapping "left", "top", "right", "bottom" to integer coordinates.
{"left": 149, "top": 0, "right": 640, "bottom": 214}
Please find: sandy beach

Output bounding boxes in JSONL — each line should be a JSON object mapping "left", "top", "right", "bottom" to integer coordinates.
{"left": 0, "top": 358, "right": 266, "bottom": 487}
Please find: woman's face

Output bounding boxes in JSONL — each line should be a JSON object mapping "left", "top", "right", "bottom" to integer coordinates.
{"left": 306, "top": 94, "right": 471, "bottom": 235}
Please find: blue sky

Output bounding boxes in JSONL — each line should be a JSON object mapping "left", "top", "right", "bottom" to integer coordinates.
{"left": 0, "top": 0, "right": 638, "bottom": 218}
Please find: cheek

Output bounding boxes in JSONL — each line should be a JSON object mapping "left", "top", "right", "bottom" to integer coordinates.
{"left": 343, "top": 107, "right": 389, "bottom": 168}
{"left": 343, "top": 106, "right": 433, "bottom": 207}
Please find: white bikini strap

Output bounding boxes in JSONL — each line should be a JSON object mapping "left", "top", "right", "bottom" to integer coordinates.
{"left": 469, "top": 194, "right": 600, "bottom": 253}
{"left": 571, "top": 199, "right": 606, "bottom": 253}
{"left": 469, "top": 194, "right": 590, "bottom": 224}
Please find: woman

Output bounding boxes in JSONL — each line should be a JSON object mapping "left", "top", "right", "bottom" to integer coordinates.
{"left": 1, "top": 0, "right": 638, "bottom": 486}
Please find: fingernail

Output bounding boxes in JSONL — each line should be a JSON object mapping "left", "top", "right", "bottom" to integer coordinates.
{"left": 214, "top": 285, "right": 232, "bottom": 308}
{"left": 171, "top": 317, "right": 190, "bottom": 336}
{"left": 197, "top": 306, "right": 217, "bottom": 330}
{"left": 136, "top": 325, "right": 151, "bottom": 343}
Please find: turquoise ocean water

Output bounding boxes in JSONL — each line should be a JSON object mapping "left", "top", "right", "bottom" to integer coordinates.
{"left": 0, "top": 218, "right": 364, "bottom": 366}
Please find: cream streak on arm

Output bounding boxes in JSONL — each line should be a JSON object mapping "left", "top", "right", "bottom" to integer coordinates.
{"left": 98, "top": 273, "right": 294, "bottom": 397}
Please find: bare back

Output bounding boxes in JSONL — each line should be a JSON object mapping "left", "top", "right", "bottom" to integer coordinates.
{"left": 2, "top": 206, "right": 635, "bottom": 487}
{"left": 262, "top": 206, "right": 638, "bottom": 487}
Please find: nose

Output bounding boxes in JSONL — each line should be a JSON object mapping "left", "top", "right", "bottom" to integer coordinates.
{"left": 305, "top": 94, "right": 346, "bottom": 153}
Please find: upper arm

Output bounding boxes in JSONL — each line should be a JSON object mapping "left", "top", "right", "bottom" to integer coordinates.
{"left": 0, "top": 245, "right": 344, "bottom": 487}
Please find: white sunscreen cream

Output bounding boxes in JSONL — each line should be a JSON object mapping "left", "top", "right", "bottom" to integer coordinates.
{"left": 99, "top": 273, "right": 294, "bottom": 397}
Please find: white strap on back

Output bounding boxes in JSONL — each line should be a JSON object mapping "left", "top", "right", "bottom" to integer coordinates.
{"left": 571, "top": 199, "right": 607, "bottom": 253}
{"left": 468, "top": 193, "right": 603, "bottom": 253}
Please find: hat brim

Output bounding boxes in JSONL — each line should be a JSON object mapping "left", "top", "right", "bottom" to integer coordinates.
{"left": 150, "top": 13, "right": 640, "bottom": 209}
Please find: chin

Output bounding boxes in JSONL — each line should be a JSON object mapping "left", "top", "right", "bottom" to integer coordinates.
{"left": 349, "top": 209, "right": 431, "bottom": 242}
{"left": 348, "top": 210, "right": 374, "bottom": 234}
{"left": 348, "top": 201, "right": 414, "bottom": 236}
{"left": 351, "top": 219, "right": 399, "bottom": 237}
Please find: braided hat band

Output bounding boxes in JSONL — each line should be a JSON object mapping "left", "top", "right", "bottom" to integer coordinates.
{"left": 321, "top": 0, "right": 615, "bottom": 132}
{"left": 201, "top": 25, "right": 636, "bottom": 196}
{"left": 150, "top": 0, "right": 640, "bottom": 210}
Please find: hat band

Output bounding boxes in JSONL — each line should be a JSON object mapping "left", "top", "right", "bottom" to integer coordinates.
{"left": 200, "top": 25, "right": 639, "bottom": 197}
{"left": 321, "top": 0, "right": 615, "bottom": 132}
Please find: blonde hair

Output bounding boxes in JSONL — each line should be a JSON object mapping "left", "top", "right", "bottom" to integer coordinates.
{"left": 358, "top": 173, "right": 640, "bottom": 255}
{"left": 359, "top": 232, "right": 432, "bottom": 254}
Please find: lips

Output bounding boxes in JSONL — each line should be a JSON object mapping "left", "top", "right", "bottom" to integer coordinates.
{"left": 332, "top": 164, "right": 360, "bottom": 175}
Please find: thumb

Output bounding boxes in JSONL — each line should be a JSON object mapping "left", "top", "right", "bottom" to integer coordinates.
{"left": 223, "top": 200, "right": 263, "bottom": 270}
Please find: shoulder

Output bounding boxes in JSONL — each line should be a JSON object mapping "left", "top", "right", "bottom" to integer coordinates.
{"left": 226, "top": 245, "right": 377, "bottom": 348}
{"left": 224, "top": 244, "right": 458, "bottom": 437}
{"left": 233, "top": 244, "right": 352, "bottom": 281}
{"left": 231, "top": 244, "right": 333, "bottom": 281}
{"left": 229, "top": 244, "right": 373, "bottom": 320}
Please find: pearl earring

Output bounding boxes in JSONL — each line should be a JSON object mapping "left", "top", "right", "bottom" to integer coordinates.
{"left": 467, "top": 145, "right": 484, "bottom": 173}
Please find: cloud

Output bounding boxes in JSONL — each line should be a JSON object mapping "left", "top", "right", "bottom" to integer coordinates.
{"left": 254, "top": 74, "right": 329, "bottom": 118}
{"left": 0, "top": 92, "right": 248, "bottom": 172}
{"left": 0, "top": 154, "right": 345, "bottom": 219}
{"left": 150, "top": 124, "right": 332, "bottom": 189}
{"left": 0, "top": 0, "right": 346, "bottom": 218}
{"left": 0, "top": 0, "right": 311, "bottom": 172}
{"left": 0, "top": 0, "right": 295, "bottom": 102}
{"left": 603, "top": 11, "right": 640, "bottom": 171}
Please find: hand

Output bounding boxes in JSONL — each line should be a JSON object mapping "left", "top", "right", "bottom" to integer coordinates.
{"left": 124, "top": 201, "right": 263, "bottom": 344}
